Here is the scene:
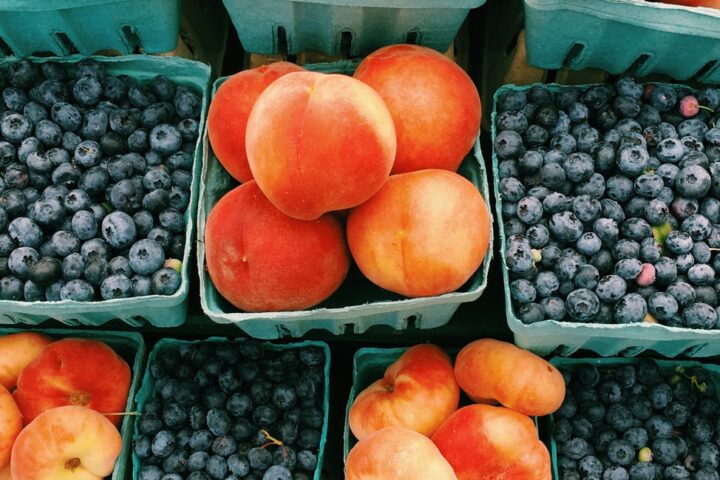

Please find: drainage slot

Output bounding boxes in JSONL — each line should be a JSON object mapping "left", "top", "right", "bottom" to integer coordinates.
{"left": 340, "top": 31, "right": 353, "bottom": 58}
{"left": 121, "top": 25, "right": 143, "bottom": 53}
{"left": 0, "top": 36, "right": 13, "bottom": 56}
{"left": 627, "top": 54, "right": 651, "bottom": 75}
{"left": 276, "top": 26, "right": 289, "bottom": 58}
{"left": 405, "top": 314, "right": 418, "bottom": 329}
{"left": 53, "top": 32, "right": 79, "bottom": 55}
{"left": 562, "top": 43, "right": 585, "bottom": 68}
{"left": 693, "top": 59, "right": 719, "bottom": 82}
{"left": 405, "top": 31, "right": 418, "bottom": 45}
{"left": 343, "top": 323, "right": 355, "bottom": 335}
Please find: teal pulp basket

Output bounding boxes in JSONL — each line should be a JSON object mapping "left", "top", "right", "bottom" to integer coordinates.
{"left": 0, "top": 0, "right": 181, "bottom": 57}
{"left": 0, "top": 55, "right": 210, "bottom": 328}
{"left": 221, "top": 0, "right": 485, "bottom": 57}
{"left": 524, "top": 0, "right": 720, "bottom": 83}
{"left": 132, "top": 337, "right": 331, "bottom": 480}
{"left": 492, "top": 82, "right": 720, "bottom": 358}
{"left": 0, "top": 327, "right": 146, "bottom": 480}
{"left": 197, "top": 62, "right": 493, "bottom": 339}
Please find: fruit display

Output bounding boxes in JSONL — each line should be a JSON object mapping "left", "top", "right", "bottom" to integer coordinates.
{"left": 133, "top": 340, "right": 329, "bottom": 480}
{"left": 495, "top": 79, "right": 720, "bottom": 328}
{"left": 345, "top": 339, "right": 558, "bottom": 479}
{"left": 203, "top": 44, "right": 491, "bottom": 315}
{"left": 0, "top": 331, "right": 138, "bottom": 480}
{"left": 553, "top": 359, "right": 720, "bottom": 480}
{"left": 0, "top": 58, "right": 202, "bottom": 303}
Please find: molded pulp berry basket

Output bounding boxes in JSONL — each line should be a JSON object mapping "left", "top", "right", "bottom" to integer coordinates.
{"left": 0, "top": 328, "right": 146, "bottom": 480}
{"left": 0, "top": 0, "right": 181, "bottom": 57}
{"left": 132, "top": 337, "right": 331, "bottom": 480}
{"left": 524, "top": 0, "right": 720, "bottom": 84}
{"left": 493, "top": 82, "right": 720, "bottom": 358}
{"left": 547, "top": 357, "right": 720, "bottom": 480}
{"left": 0, "top": 55, "right": 211, "bottom": 328}
{"left": 197, "top": 62, "right": 493, "bottom": 340}
{"left": 221, "top": 0, "right": 485, "bottom": 57}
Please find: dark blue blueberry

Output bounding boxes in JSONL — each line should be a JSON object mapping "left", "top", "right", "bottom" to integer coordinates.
{"left": 80, "top": 108, "right": 108, "bottom": 140}
{"left": 516, "top": 196, "right": 543, "bottom": 225}
{"left": 51, "top": 162, "right": 81, "bottom": 189}
{"left": 510, "top": 279, "right": 536, "bottom": 303}
{"left": 110, "top": 178, "right": 143, "bottom": 212}
{"left": 166, "top": 151, "right": 192, "bottom": 171}
{"left": 108, "top": 108, "right": 137, "bottom": 136}
{"left": 654, "top": 256, "right": 678, "bottom": 286}
{"left": 688, "top": 263, "right": 715, "bottom": 285}
{"left": 100, "top": 273, "right": 131, "bottom": 300}
{"left": 613, "top": 293, "right": 647, "bottom": 323}
{"left": 561, "top": 152, "right": 594, "bottom": 182}
{"left": 149, "top": 124, "right": 182, "bottom": 155}
{"left": 595, "top": 275, "right": 627, "bottom": 303}
{"left": 676, "top": 165, "right": 711, "bottom": 198}
{"left": 27, "top": 256, "right": 61, "bottom": 287}
{"left": 100, "top": 131, "right": 127, "bottom": 156}
{"left": 495, "top": 130, "right": 524, "bottom": 159}
{"left": 649, "top": 85, "right": 677, "bottom": 112}
{"left": 500, "top": 177, "right": 525, "bottom": 202}
{"left": 73, "top": 140, "right": 101, "bottom": 168}
{"left": 526, "top": 224, "right": 549, "bottom": 249}
{"left": 497, "top": 110, "right": 528, "bottom": 133}
{"left": 606, "top": 175, "right": 634, "bottom": 203}
{"left": 607, "top": 439, "right": 635, "bottom": 466}
{"left": 101, "top": 211, "right": 137, "bottom": 249}
{"left": 78, "top": 166, "right": 110, "bottom": 197}
{"left": 566, "top": 288, "right": 600, "bottom": 321}
{"left": 83, "top": 257, "right": 108, "bottom": 286}
{"left": 8, "top": 217, "right": 42, "bottom": 248}
{"left": 576, "top": 126, "right": 601, "bottom": 153}
{"left": 107, "top": 155, "right": 133, "bottom": 182}
{"left": 187, "top": 451, "right": 210, "bottom": 471}
{"left": 174, "top": 88, "right": 201, "bottom": 119}
{"left": 62, "top": 253, "right": 85, "bottom": 281}
{"left": 648, "top": 292, "right": 679, "bottom": 321}
{"left": 248, "top": 447, "right": 272, "bottom": 471}
{"left": 615, "top": 258, "right": 642, "bottom": 280}
{"left": 576, "top": 233, "right": 602, "bottom": 257}
{"left": 683, "top": 302, "right": 717, "bottom": 329}
{"left": 72, "top": 76, "right": 102, "bottom": 106}
{"left": 127, "top": 128, "right": 149, "bottom": 152}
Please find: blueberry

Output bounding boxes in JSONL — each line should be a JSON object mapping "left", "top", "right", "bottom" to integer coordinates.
{"left": 526, "top": 224, "right": 550, "bottom": 249}
{"left": 174, "top": 88, "right": 201, "bottom": 119}
{"left": 101, "top": 211, "right": 137, "bottom": 249}
{"left": 495, "top": 130, "right": 524, "bottom": 159}
{"left": 138, "top": 466, "right": 163, "bottom": 480}
{"left": 99, "top": 273, "right": 131, "bottom": 300}
{"left": 575, "top": 264, "right": 600, "bottom": 290}
{"left": 675, "top": 164, "right": 711, "bottom": 198}
{"left": 149, "top": 124, "right": 182, "bottom": 155}
{"left": 500, "top": 177, "right": 525, "bottom": 202}
{"left": 555, "top": 255, "right": 579, "bottom": 281}
{"left": 248, "top": 447, "right": 272, "bottom": 471}
{"left": 79, "top": 108, "right": 108, "bottom": 140}
{"left": 188, "top": 451, "right": 210, "bottom": 471}
{"left": 510, "top": 279, "right": 536, "bottom": 303}
{"left": 149, "top": 267, "right": 180, "bottom": 295}
{"left": 227, "top": 454, "right": 250, "bottom": 477}
{"left": 549, "top": 211, "right": 584, "bottom": 243}
{"left": 51, "top": 162, "right": 81, "bottom": 189}
{"left": 665, "top": 230, "right": 693, "bottom": 255}
{"left": 613, "top": 293, "right": 647, "bottom": 323}
{"left": 1, "top": 114, "right": 32, "bottom": 144}
{"left": 606, "top": 175, "right": 635, "bottom": 203}
{"left": 566, "top": 288, "right": 600, "bottom": 321}
{"left": 109, "top": 178, "right": 142, "bottom": 212}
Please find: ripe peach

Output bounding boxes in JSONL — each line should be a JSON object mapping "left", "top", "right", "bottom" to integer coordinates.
{"left": 0, "top": 332, "right": 53, "bottom": 390}
{"left": 11, "top": 406, "right": 122, "bottom": 480}
{"left": 0, "top": 465, "right": 9, "bottom": 480}
{"left": 205, "top": 180, "right": 350, "bottom": 312}
{"left": 432, "top": 404, "right": 551, "bottom": 480}
{"left": 0, "top": 385, "right": 22, "bottom": 470}
{"left": 208, "top": 62, "right": 304, "bottom": 183}
{"left": 13, "top": 339, "right": 131, "bottom": 427}
{"left": 346, "top": 426, "right": 456, "bottom": 480}
{"left": 354, "top": 44, "right": 481, "bottom": 174}
{"left": 454, "top": 339, "right": 565, "bottom": 416}
{"left": 347, "top": 169, "right": 490, "bottom": 297}
{"left": 349, "top": 344, "right": 459, "bottom": 440}
{"left": 245, "top": 71, "right": 396, "bottom": 220}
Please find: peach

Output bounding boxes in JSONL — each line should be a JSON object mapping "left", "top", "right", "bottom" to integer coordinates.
{"left": 208, "top": 62, "right": 304, "bottom": 183}
{"left": 349, "top": 344, "right": 459, "bottom": 440}
{"left": 454, "top": 339, "right": 565, "bottom": 416}
{"left": 13, "top": 339, "right": 131, "bottom": 427}
{"left": 205, "top": 180, "right": 350, "bottom": 312}
{"left": 11, "top": 406, "right": 122, "bottom": 480}
{"left": 0, "top": 465, "right": 9, "bottom": 480}
{"left": 0, "top": 385, "right": 22, "bottom": 470}
{"left": 354, "top": 44, "right": 481, "bottom": 174}
{"left": 245, "top": 71, "right": 396, "bottom": 220}
{"left": 347, "top": 169, "right": 490, "bottom": 297}
{"left": 0, "top": 332, "right": 53, "bottom": 390}
{"left": 346, "top": 426, "right": 456, "bottom": 480}
{"left": 432, "top": 404, "right": 551, "bottom": 480}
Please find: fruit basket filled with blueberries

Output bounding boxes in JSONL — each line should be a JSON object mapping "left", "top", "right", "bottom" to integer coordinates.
{"left": 0, "top": 55, "right": 210, "bottom": 327}
{"left": 132, "top": 338, "right": 330, "bottom": 480}
{"left": 492, "top": 78, "right": 720, "bottom": 357}
{"left": 549, "top": 357, "right": 720, "bottom": 480}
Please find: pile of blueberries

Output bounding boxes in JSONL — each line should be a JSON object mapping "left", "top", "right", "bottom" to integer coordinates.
{"left": 555, "top": 360, "right": 720, "bottom": 480}
{"left": 0, "top": 58, "right": 201, "bottom": 302}
{"left": 135, "top": 341, "right": 326, "bottom": 480}
{"left": 496, "top": 77, "right": 720, "bottom": 328}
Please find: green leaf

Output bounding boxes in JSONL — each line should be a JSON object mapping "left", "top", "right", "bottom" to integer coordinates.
{"left": 652, "top": 222, "right": 672, "bottom": 247}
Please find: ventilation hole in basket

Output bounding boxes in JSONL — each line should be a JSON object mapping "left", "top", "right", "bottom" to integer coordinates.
{"left": 340, "top": 31, "right": 353, "bottom": 58}
{"left": 693, "top": 60, "right": 719, "bottom": 82}
{"left": 680, "top": 343, "right": 709, "bottom": 357}
{"left": 343, "top": 323, "right": 355, "bottom": 335}
{"left": 276, "top": 325, "right": 292, "bottom": 338}
{"left": 121, "top": 25, "right": 143, "bottom": 54}
{"left": 557, "top": 344, "right": 579, "bottom": 356}
{"left": 617, "top": 346, "right": 645, "bottom": 357}
{"left": 276, "top": 26, "right": 289, "bottom": 58}
{"left": 562, "top": 43, "right": 585, "bottom": 68}
{"left": 405, "top": 315, "right": 419, "bottom": 329}
{"left": 627, "top": 54, "right": 652, "bottom": 76}
{"left": 0, "top": 37, "right": 13, "bottom": 57}
{"left": 405, "top": 31, "right": 418, "bottom": 46}
{"left": 53, "top": 32, "right": 79, "bottom": 55}
{"left": 545, "top": 69, "right": 558, "bottom": 84}
{"left": 504, "top": 29, "right": 521, "bottom": 57}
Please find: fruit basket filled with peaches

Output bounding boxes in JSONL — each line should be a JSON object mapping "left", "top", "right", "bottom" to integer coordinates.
{"left": 198, "top": 44, "right": 493, "bottom": 339}
{"left": 0, "top": 329, "right": 145, "bottom": 480}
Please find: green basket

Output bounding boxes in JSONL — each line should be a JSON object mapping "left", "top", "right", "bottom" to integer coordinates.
{"left": 0, "top": 0, "right": 181, "bottom": 57}
{"left": 0, "top": 55, "right": 210, "bottom": 329}
{"left": 492, "top": 82, "right": 720, "bottom": 358}
{"left": 0, "top": 327, "right": 146, "bottom": 480}
{"left": 221, "top": 0, "right": 484, "bottom": 57}
{"left": 547, "top": 357, "right": 720, "bottom": 480}
{"left": 197, "top": 62, "right": 493, "bottom": 339}
{"left": 132, "top": 337, "right": 331, "bottom": 480}
{"left": 524, "top": 0, "right": 720, "bottom": 83}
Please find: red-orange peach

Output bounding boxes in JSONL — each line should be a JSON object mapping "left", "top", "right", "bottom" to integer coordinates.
{"left": 454, "top": 339, "right": 565, "bottom": 416}
{"left": 346, "top": 426, "right": 457, "bottom": 480}
{"left": 13, "top": 339, "right": 131, "bottom": 427}
{"left": 349, "top": 344, "right": 459, "bottom": 440}
{"left": 208, "top": 62, "right": 304, "bottom": 183}
{"left": 245, "top": 71, "right": 396, "bottom": 220}
{"left": 0, "top": 465, "right": 9, "bottom": 480}
{"left": 432, "top": 404, "right": 551, "bottom": 480}
{"left": 0, "top": 385, "right": 21, "bottom": 470}
{"left": 205, "top": 180, "right": 350, "bottom": 312}
{"left": 11, "top": 406, "right": 122, "bottom": 480}
{"left": 354, "top": 44, "right": 481, "bottom": 174}
{"left": 0, "top": 332, "right": 53, "bottom": 390}
{"left": 347, "top": 169, "right": 490, "bottom": 297}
